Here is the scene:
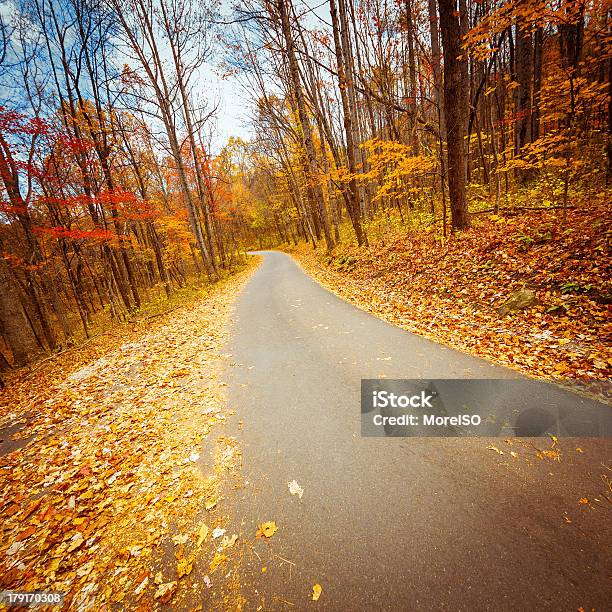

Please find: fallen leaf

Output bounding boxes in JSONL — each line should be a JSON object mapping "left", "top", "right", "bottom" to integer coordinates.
{"left": 16, "top": 526, "right": 36, "bottom": 542}
{"left": 221, "top": 534, "right": 238, "bottom": 549}
{"left": 256, "top": 521, "right": 278, "bottom": 538}
{"left": 134, "top": 576, "right": 149, "bottom": 596}
{"left": 487, "top": 445, "right": 503, "bottom": 455}
{"left": 209, "top": 552, "right": 228, "bottom": 573}
{"left": 154, "top": 581, "right": 177, "bottom": 603}
{"left": 578, "top": 498, "right": 589, "bottom": 505}
{"left": 288, "top": 479, "right": 304, "bottom": 499}
{"left": 540, "top": 449, "right": 561, "bottom": 462}
{"left": 211, "top": 527, "right": 226, "bottom": 539}
{"left": 196, "top": 524, "right": 209, "bottom": 547}
{"left": 172, "top": 533, "right": 189, "bottom": 546}
{"left": 76, "top": 561, "right": 94, "bottom": 577}
{"left": 177, "top": 555, "right": 194, "bottom": 578}
{"left": 67, "top": 533, "right": 84, "bottom": 552}
{"left": 312, "top": 584, "right": 322, "bottom": 601}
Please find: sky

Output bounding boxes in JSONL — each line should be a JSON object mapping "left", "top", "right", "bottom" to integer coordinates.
{"left": 205, "top": 64, "right": 253, "bottom": 152}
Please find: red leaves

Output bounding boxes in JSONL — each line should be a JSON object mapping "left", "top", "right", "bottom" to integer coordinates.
{"left": 55, "top": 133, "right": 95, "bottom": 156}
{"left": 0, "top": 107, "right": 52, "bottom": 137}
{"left": 35, "top": 226, "right": 114, "bottom": 242}
{"left": 0, "top": 201, "right": 28, "bottom": 215}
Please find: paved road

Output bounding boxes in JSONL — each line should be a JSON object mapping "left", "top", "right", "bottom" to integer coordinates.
{"left": 224, "top": 251, "right": 611, "bottom": 611}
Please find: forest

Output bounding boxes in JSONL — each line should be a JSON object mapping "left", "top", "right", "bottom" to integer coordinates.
{"left": 0, "top": 1, "right": 611, "bottom": 609}
{"left": 0, "top": 0, "right": 610, "bottom": 372}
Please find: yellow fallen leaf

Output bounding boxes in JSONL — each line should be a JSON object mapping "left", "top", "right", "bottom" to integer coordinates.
{"left": 540, "top": 449, "right": 561, "bottom": 462}
{"left": 196, "top": 524, "right": 209, "bottom": 547}
{"left": 172, "top": 533, "right": 189, "bottom": 546}
{"left": 221, "top": 534, "right": 238, "bottom": 549}
{"left": 209, "top": 552, "right": 228, "bottom": 573}
{"left": 578, "top": 498, "right": 589, "bottom": 505}
{"left": 509, "top": 451, "right": 518, "bottom": 458}
{"left": 154, "top": 581, "right": 177, "bottom": 603}
{"left": 261, "top": 566, "right": 267, "bottom": 573}
{"left": 67, "top": 534, "right": 84, "bottom": 552}
{"left": 487, "top": 445, "right": 503, "bottom": 455}
{"left": 312, "top": 584, "right": 322, "bottom": 601}
{"left": 177, "top": 556, "right": 194, "bottom": 578}
{"left": 256, "top": 521, "right": 278, "bottom": 538}
{"left": 575, "top": 447, "right": 584, "bottom": 453}
{"left": 205, "top": 498, "right": 217, "bottom": 510}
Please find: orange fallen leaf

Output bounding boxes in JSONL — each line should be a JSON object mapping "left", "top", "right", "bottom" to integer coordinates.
{"left": 16, "top": 526, "right": 36, "bottom": 542}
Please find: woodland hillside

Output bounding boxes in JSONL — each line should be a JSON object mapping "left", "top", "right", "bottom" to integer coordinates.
{"left": 0, "top": 0, "right": 610, "bottom": 376}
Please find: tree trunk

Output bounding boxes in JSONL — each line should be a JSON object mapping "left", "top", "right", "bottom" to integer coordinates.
{"left": 0, "top": 264, "right": 39, "bottom": 366}
{"left": 438, "top": 0, "right": 470, "bottom": 230}
{"left": 277, "top": 0, "right": 334, "bottom": 251}
{"left": 515, "top": 24, "right": 533, "bottom": 155}
{"left": 329, "top": 0, "right": 367, "bottom": 245}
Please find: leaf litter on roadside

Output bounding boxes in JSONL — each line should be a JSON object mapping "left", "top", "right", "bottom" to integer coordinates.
{"left": 290, "top": 201, "right": 611, "bottom": 399}
{"left": 0, "top": 265, "right": 257, "bottom": 608}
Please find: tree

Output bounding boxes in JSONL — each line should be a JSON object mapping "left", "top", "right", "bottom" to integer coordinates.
{"left": 438, "top": 0, "right": 470, "bottom": 230}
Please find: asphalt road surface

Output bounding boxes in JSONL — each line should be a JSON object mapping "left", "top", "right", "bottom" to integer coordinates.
{"left": 224, "top": 251, "right": 611, "bottom": 611}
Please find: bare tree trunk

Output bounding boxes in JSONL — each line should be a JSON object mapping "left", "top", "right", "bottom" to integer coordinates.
{"left": 438, "top": 0, "right": 470, "bottom": 230}
{"left": 0, "top": 263, "right": 39, "bottom": 366}
{"left": 532, "top": 27, "right": 543, "bottom": 141}
{"left": 404, "top": 0, "right": 419, "bottom": 153}
{"left": 329, "top": 0, "right": 367, "bottom": 246}
{"left": 277, "top": 0, "right": 334, "bottom": 251}
{"left": 515, "top": 24, "right": 533, "bottom": 157}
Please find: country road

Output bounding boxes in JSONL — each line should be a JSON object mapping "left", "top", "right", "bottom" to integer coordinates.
{"left": 223, "top": 251, "right": 611, "bottom": 611}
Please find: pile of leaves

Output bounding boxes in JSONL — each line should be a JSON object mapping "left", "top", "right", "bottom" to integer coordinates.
{"left": 291, "top": 201, "right": 611, "bottom": 397}
{"left": 0, "top": 262, "right": 258, "bottom": 609}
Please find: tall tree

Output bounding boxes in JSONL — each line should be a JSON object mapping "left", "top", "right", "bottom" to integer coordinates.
{"left": 438, "top": 0, "right": 470, "bottom": 230}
